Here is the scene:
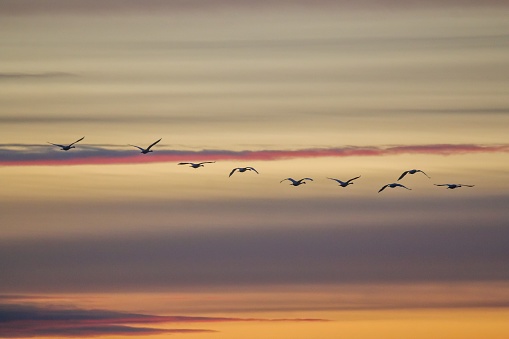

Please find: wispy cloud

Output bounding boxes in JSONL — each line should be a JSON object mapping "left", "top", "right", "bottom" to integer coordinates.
{"left": 0, "top": 72, "right": 76, "bottom": 80}
{"left": 1, "top": 143, "right": 508, "bottom": 166}
{"left": 0, "top": 303, "right": 325, "bottom": 338}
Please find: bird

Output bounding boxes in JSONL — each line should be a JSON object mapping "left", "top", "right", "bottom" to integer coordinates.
{"left": 178, "top": 161, "right": 215, "bottom": 168}
{"left": 129, "top": 138, "right": 162, "bottom": 154}
{"left": 280, "top": 178, "right": 313, "bottom": 186}
{"left": 229, "top": 167, "right": 259, "bottom": 177}
{"left": 327, "top": 176, "right": 361, "bottom": 187}
{"left": 378, "top": 183, "right": 412, "bottom": 193}
{"left": 47, "top": 136, "right": 85, "bottom": 151}
{"left": 434, "top": 184, "right": 474, "bottom": 189}
{"left": 397, "top": 169, "right": 430, "bottom": 181}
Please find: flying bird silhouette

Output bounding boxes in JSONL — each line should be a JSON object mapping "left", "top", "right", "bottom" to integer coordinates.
{"left": 129, "top": 138, "right": 162, "bottom": 154}
{"left": 378, "top": 183, "right": 412, "bottom": 193}
{"left": 327, "top": 176, "right": 361, "bottom": 187}
{"left": 229, "top": 167, "right": 259, "bottom": 177}
{"left": 280, "top": 178, "right": 313, "bottom": 186}
{"left": 434, "top": 184, "right": 475, "bottom": 189}
{"left": 47, "top": 136, "right": 84, "bottom": 151}
{"left": 398, "top": 169, "right": 430, "bottom": 181}
{"left": 178, "top": 161, "right": 216, "bottom": 168}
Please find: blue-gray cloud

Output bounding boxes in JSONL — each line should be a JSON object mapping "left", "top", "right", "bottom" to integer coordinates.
{"left": 1, "top": 213, "right": 508, "bottom": 293}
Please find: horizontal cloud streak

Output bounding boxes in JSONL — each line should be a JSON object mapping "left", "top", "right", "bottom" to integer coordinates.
{"left": 1, "top": 219, "right": 508, "bottom": 292}
{"left": 1, "top": 143, "right": 508, "bottom": 166}
{"left": 0, "top": 303, "right": 324, "bottom": 338}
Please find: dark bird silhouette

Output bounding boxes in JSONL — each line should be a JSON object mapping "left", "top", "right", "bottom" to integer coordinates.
{"left": 178, "top": 161, "right": 215, "bottom": 168}
{"left": 398, "top": 169, "right": 430, "bottom": 181}
{"left": 129, "top": 138, "right": 162, "bottom": 154}
{"left": 47, "top": 136, "right": 84, "bottom": 151}
{"left": 229, "top": 167, "right": 259, "bottom": 177}
{"left": 378, "top": 183, "right": 412, "bottom": 193}
{"left": 280, "top": 178, "right": 313, "bottom": 186}
{"left": 327, "top": 176, "right": 361, "bottom": 187}
{"left": 434, "top": 184, "right": 474, "bottom": 189}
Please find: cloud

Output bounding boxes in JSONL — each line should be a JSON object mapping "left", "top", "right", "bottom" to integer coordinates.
{"left": 1, "top": 217, "right": 508, "bottom": 292}
{"left": 0, "top": 72, "right": 76, "bottom": 80}
{"left": 1, "top": 143, "right": 508, "bottom": 166}
{"left": 0, "top": 0, "right": 507, "bottom": 16}
{"left": 0, "top": 303, "right": 325, "bottom": 338}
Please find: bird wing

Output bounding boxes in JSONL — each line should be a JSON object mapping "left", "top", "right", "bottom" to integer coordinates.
{"left": 378, "top": 184, "right": 389, "bottom": 193}
{"left": 229, "top": 168, "right": 239, "bottom": 177}
{"left": 302, "top": 178, "right": 313, "bottom": 181}
{"left": 398, "top": 184, "right": 411, "bottom": 190}
{"left": 280, "top": 178, "right": 291, "bottom": 183}
{"left": 47, "top": 142, "right": 66, "bottom": 148}
{"left": 327, "top": 177, "right": 342, "bottom": 184}
{"left": 346, "top": 176, "right": 361, "bottom": 183}
{"left": 247, "top": 167, "right": 259, "bottom": 174}
{"left": 146, "top": 138, "right": 162, "bottom": 151}
{"left": 462, "top": 184, "right": 475, "bottom": 187}
{"left": 129, "top": 144, "right": 144, "bottom": 151}
{"left": 418, "top": 170, "right": 431, "bottom": 178}
{"left": 397, "top": 171, "right": 409, "bottom": 181}
{"left": 178, "top": 162, "right": 192, "bottom": 165}
{"left": 434, "top": 184, "right": 447, "bottom": 186}
{"left": 199, "top": 161, "right": 215, "bottom": 165}
{"left": 69, "top": 136, "right": 85, "bottom": 146}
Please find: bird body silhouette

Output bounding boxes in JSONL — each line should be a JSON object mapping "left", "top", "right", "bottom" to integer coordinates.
{"left": 434, "top": 184, "right": 474, "bottom": 189}
{"left": 129, "top": 138, "right": 162, "bottom": 154}
{"left": 378, "top": 183, "right": 411, "bottom": 193}
{"left": 327, "top": 176, "right": 360, "bottom": 187}
{"left": 229, "top": 167, "right": 259, "bottom": 177}
{"left": 398, "top": 169, "right": 430, "bottom": 181}
{"left": 47, "top": 136, "right": 84, "bottom": 151}
{"left": 280, "top": 178, "right": 313, "bottom": 186}
{"left": 178, "top": 161, "right": 215, "bottom": 168}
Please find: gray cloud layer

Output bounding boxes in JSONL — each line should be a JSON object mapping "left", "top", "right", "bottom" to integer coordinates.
{"left": 1, "top": 217, "right": 508, "bottom": 292}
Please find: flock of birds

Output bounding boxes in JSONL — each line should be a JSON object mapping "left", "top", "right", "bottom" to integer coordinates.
{"left": 48, "top": 136, "right": 476, "bottom": 192}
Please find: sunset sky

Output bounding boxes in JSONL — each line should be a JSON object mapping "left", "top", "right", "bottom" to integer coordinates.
{"left": 1, "top": 1, "right": 509, "bottom": 338}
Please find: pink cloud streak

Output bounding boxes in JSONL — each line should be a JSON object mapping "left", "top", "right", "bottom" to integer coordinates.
{"left": 1, "top": 143, "right": 508, "bottom": 166}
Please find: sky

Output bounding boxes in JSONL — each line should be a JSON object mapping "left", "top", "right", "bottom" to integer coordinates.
{"left": 1, "top": 0, "right": 509, "bottom": 338}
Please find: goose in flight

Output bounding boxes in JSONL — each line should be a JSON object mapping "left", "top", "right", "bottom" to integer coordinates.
{"left": 398, "top": 169, "right": 430, "bottom": 181}
{"left": 434, "top": 184, "right": 474, "bottom": 189}
{"left": 280, "top": 178, "right": 313, "bottom": 186}
{"left": 47, "top": 136, "right": 84, "bottom": 151}
{"left": 229, "top": 167, "right": 259, "bottom": 177}
{"left": 327, "top": 176, "right": 361, "bottom": 187}
{"left": 129, "top": 138, "right": 162, "bottom": 154}
{"left": 178, "top": 161, "right": 215, "bottom": 168}
{"left": 378, "top": 183, "right": 412, "bottom": 193}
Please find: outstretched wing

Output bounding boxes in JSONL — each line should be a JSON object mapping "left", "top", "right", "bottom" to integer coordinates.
{"left": 178, "top": 162, "right": 192, "bottom": 165}
{"left": 229, "top": 168, "right": 239, "bottom": 177}
{"left": 302, "top": 177, "right": 313, "bottom": 181}
{"left": 398, "top": 184, "right": 411, "bottom": 190}
{"left": 397, "top": 171, "right": 409, "bottom": 181}
{"left": 247, "top": 167, "right": 259, "bottom": 174}
{"left": 327, "top": 177, "right": 342, "bottom": 184}
{"left": 199, "top": 161, "right": 216, "bottom": 165}
{"left": 129, "top": 144, "right": 144, "bottom": 151}
{"left": 418, "top": 170, "right": 431, "bottom": 178}
{"left": 146, "top": 138, "right": 162, "bottom": 151}
{"left": 434, "top": 184, "right": 448, "bottom": 186}
{"left": 462, "top": 184, "right": 475, "bottom": 187}
{"left": 47, "top": 142, "right": 66, "bottom": 148}
{"left": 69, "top": 136, "right": 85, "bottom": 146}
{"left": 346, "top": 175, "right": 361, "bottom": 183}
{"left": 378, "top": 184, "right": 389, "bottom": 193}
{"left": 280, "top": 178, "right": 293, "bottom": 183}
